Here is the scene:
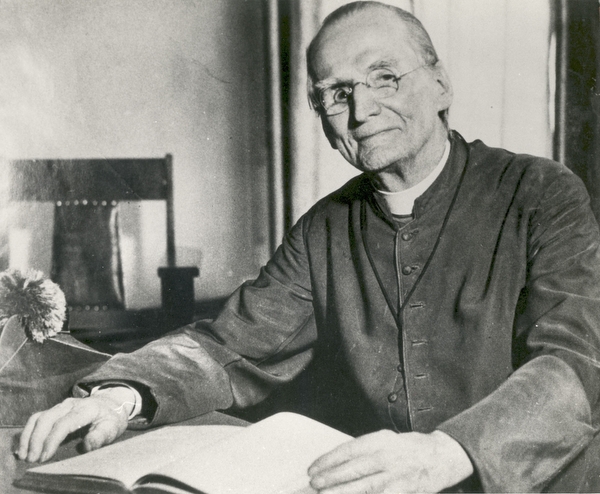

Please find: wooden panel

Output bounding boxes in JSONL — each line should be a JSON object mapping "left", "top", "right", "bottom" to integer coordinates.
{"left": 8, "top": 158, "right": 170, "bottom": 202}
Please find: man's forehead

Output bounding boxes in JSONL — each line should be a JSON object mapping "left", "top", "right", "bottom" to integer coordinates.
{"left": 312, "top": 54, "right": 405, "bottom": 90}
{"left": 311, "top": 16, "right": 419, "bottom": 81}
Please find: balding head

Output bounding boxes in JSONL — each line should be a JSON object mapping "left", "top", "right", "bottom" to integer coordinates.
{"left": 307, "top": 1, "right": 449, "bottom": 129}
{"left": 303, "top": 1, "right": 453, "bottom": 182}
{"left": 307, "top": 1, "right": 440, "bottom": 104}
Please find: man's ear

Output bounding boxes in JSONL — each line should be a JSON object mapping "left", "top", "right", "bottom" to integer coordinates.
{"left": 431, "top": 62, "right": 453, "bottom": 112}
{"left": 320, "top": 115, "right": 339, "bottom": 150}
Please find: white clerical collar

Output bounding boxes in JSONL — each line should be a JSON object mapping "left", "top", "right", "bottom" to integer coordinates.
{"left": 375, "top": 139, "right": 451, "bottom": 216}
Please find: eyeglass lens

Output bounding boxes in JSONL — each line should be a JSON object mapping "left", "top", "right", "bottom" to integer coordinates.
{"left": 320, "top": 68, "right": 399, "bottom": 115}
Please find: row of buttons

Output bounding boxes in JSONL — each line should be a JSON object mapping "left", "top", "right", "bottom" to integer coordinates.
{"left": 56, "top": 200, "right": 118, "bottom": 207}
{"left": 68, "top": 305, "right": 111, "bottom": 311}
{"left": 389, "top": 359, "right": 429, "bottom": 404}
{"left": 399, "top": 232, "right": 419, "bottom": 274}
{"left": 388, "top": 364, "right": 405, "bottom": 402}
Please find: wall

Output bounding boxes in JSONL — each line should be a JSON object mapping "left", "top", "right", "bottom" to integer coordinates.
{"left": 0, "top": 0, "right": 555, "bottom": 305}
{"left": 415, "top": 0, "right": 552, "bottom": 157}
{"left": 0, "top": 0, "right": 271, "bottom": 305}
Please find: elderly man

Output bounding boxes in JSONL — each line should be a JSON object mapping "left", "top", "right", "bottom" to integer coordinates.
{"left": 17, "top": 2, "right": 600, "bottom": 492}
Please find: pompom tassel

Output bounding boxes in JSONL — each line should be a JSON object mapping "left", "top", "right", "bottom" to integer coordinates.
{"left": 0, "top": 269, "right": 67, "bottom": 343}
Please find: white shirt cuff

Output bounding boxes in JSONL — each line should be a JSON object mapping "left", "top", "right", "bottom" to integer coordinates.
{"left": 89, "top": 383, "right": 143, "bottom": 420}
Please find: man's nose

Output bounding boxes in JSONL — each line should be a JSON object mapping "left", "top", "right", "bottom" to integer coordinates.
{"left": 350, "top": 84, "right": 381, "bottom": 122}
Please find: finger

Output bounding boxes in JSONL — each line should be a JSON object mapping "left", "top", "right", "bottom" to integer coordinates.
{"left": 317, "top": 472, "right": 389, "bottom": 494}
{"left": 309, "top": 435, "right": 384, "bottom": 475}
{"left": 83, "top": 415, "right": 126, "bottom": 452}
{"left": 310, "top": 456, "right": 384, "bottom": 491}
{"left": 26, "top": 401, "right": 76, "bottom": 462}
{"left": 17, "top": 412, "right": 41, "bottom": 460}
{"left": 39, "top": 404, "right": 100, "bottom": 462}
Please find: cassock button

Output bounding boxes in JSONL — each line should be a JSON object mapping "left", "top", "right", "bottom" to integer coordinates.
{"left": 397, "top": 364, "right": 403, "bottom": 373}
{"left": 401, "top": 232, "right": 412, "bottom": 241}
{"left": 388, "top": 393, "right": 398, "bottom": 403}
{"left": 402, "top": 266, "right": 413, "bottom": 275}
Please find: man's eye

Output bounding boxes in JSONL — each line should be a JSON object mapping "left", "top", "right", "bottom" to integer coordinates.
{"left": 332, "top": 87, "right": 351, "bottom": 103}
{"left": 371, "top": 71, "right": 397, "bottom": 87}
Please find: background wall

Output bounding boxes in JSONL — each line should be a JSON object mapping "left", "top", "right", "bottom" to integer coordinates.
{"left": 1, "top": 0, "right": 555, "bottom": 307}
{"left": 0, "top": 0, "right": 271, "bottom": 306}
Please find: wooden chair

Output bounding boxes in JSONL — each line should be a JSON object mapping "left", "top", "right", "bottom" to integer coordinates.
{"left": 6, "top": 155, "right": 198, "bottom": 349}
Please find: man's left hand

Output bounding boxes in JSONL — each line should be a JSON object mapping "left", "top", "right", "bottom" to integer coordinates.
{"left": 308, "top": 429, "right": 473, "bottom": 494}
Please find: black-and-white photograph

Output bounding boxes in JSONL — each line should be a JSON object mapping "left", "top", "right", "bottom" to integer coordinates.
{"left": 1, "top": 0, "right": 599, "bottom": 492}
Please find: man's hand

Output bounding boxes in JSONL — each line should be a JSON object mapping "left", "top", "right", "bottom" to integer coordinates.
{"left": 16, "top": 392, "right": 131, "bottom": 463}
{"left": 308, "top": 429, "right": 473, "bottom": 494}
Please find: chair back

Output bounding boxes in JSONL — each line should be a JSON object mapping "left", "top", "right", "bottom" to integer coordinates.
{"left": 5, "top": 156, "right": 188, "bottom": 335}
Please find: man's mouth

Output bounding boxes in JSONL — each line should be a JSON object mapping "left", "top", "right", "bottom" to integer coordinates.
{"left": 354, "top": 128, "right": 397, "bottom": 142}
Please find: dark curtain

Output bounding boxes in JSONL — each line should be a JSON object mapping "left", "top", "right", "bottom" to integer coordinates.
{"left": 554, "top": 0, "right": 600, "bottom": 222}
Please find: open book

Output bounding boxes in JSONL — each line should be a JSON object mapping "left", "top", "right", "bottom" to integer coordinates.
{"left": 15, "top": 412, "right": 352, "bottom": 494}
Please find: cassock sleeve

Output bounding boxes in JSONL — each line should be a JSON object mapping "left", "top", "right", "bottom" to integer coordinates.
{"left": 437, "top": 170, "right": 600, "bottom": 492}
{"left": 74, "top": 214, "right": 316, "bottom": 427}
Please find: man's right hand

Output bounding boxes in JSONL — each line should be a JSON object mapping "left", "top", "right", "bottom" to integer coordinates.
{"left": 16, "top": 391, "right": 131, "bottom": 463}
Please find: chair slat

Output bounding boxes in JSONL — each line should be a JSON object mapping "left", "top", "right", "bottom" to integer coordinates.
{"left": 8, "top": 158, "right": 169, "bottom": 201}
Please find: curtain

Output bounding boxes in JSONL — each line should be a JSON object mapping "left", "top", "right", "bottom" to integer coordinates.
{"left": 553, "top": 0, "right": 599, "bottom": 222}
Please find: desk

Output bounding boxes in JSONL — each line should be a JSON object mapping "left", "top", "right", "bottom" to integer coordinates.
{"left": 1, "top": 412, "right": 248, "bottom": 494}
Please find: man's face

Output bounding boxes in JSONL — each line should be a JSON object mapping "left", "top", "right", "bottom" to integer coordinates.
{"left": 310, "top": 11, "right": 452, "bottom": 174}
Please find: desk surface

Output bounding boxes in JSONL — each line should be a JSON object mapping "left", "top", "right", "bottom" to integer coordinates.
{"left": 1, "top": 411, "right": 248, "bottom": 494}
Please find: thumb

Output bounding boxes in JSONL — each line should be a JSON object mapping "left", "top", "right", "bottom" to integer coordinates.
{"left": 83, "top": 416, "right": 127, "bottom": 452}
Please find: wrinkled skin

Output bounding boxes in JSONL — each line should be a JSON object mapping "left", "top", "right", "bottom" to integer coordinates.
{"left": 309, "top": 429, "right": 473, "bottom": 494}
{"left": 17, "top": 394, "right": 128, "bottom": 463}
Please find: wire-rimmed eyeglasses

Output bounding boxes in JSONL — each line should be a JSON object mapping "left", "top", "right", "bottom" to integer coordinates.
{"left": 315, "top": 64, "right": 429, "bottom": 116}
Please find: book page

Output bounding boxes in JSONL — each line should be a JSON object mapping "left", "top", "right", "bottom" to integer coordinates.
{"left": 143, "top": 413, "right": 352, "bottom": 494}
{"left": 26, "top": 425, "right": 241, "bottom": 489}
